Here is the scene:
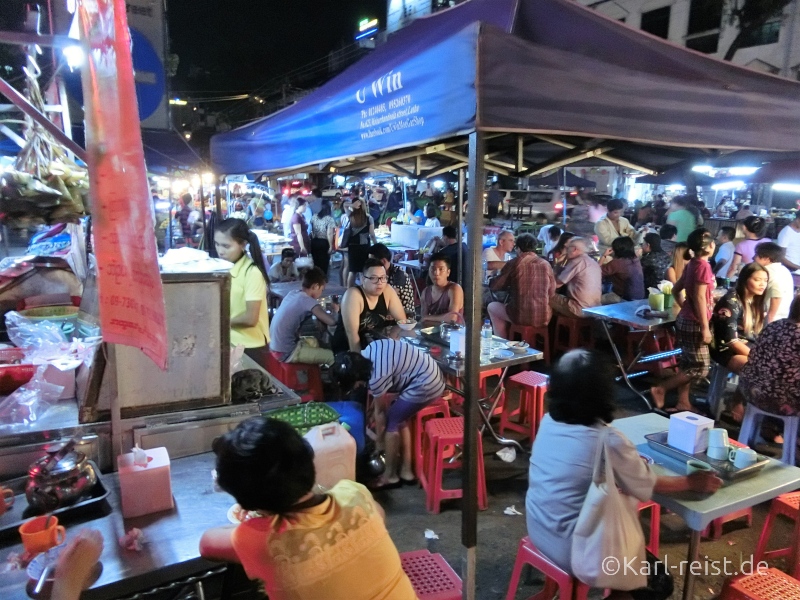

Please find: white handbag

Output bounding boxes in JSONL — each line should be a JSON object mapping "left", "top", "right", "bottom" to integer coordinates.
{"left": 571, "top": 426, "right": 648, "bottom": 591}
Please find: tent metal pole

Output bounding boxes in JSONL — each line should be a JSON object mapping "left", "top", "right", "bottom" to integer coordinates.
{"left": 199, "top": 181, "right": 207, "bottom": 249}
{"left": 457, "top": 168, "right": 465, "bottom": 286}
{"left": 167, "top": 174, "right": 173, "bottom": 250}
{"left": 563, "top": 167, "right": 568, "bottom": 227}
{"left": 215, "top": 178, "right": 223, "bottom": 218}
{"left": 462, "top": 131, "right": 484, "bottom": 600}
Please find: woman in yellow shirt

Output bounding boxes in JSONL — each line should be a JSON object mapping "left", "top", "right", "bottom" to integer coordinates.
{"left": 214, "top": 219, "right": 271, "bottom": 366}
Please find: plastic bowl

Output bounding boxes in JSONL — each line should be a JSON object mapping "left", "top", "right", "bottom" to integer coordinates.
{"left": 506, "top": 341, "right": 529, "bottom": 354}
{"left": 397, "top": 320, "right": 416, "bottom": 331}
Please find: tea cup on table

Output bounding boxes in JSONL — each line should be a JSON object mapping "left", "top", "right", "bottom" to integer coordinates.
{"left": 0, "top": 486, "right": 13, "bottom": 516}
{"left": 708, "top": 428, "right": 729, "bottom": 449}
{"left": 728, "top": 447, "right": 758, "bottom": 469}
{"left": 19, "top": 515, "right": 66, "bottom": 555}
{"left": 648, "top": 293, "right": 665, "bottom": 312}
{"left": 707, "top": 444, "right": 730, "bottom": 460}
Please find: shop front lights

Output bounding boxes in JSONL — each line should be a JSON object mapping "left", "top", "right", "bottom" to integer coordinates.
{"left": 772, "top": 183, "right": 800, "bottom": 193}
{"left": 711, "top": 180, "right": 746, "bottom": 191}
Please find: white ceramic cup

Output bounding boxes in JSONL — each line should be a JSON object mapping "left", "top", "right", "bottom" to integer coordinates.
{"left": 707, "top": 445, "right": 730, "bottom": 460}
{"left": 729, "top": 447, "right": 758, "bottom": 468}
{"left": 708, "top": 428, "right": 729, "bottom": 449}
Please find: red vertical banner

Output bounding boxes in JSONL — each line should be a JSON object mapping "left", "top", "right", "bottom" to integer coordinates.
{"left": 78, "top": 0, "right": 168, "bottom": 369}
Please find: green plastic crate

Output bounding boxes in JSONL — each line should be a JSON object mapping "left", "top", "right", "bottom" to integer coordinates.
{"left": 264, "top": 403, "right": 341, "bottom": 435}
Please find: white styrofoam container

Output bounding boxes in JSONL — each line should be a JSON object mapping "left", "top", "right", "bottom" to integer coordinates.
{"left": 667, "top": 411, "right": 714, "bottom": 455}
{"left": 42, "top": 359, "right": 81, "bottom": 400}
{"left": 303, "top": 423, "right": 356, "bottom": 490}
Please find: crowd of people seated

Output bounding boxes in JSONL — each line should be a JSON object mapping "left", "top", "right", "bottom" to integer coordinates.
{"left": 172, "top": 193, "right": 800, "bottom": 600}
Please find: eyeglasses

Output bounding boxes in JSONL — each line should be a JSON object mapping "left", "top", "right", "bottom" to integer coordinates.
{"left": 363, "top": 276, "right": 388, "bottom": 283}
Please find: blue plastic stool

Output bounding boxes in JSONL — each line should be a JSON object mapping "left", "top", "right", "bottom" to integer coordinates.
{"left": 738, "top": 404, "right": 799, "bottom": 466}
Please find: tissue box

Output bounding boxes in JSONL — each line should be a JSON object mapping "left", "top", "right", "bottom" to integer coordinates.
{"left": 667, "top": 412, "right": 714, "bottom": 455}
{"left": 117, "top": 446, "right": 174, "bottom": 518}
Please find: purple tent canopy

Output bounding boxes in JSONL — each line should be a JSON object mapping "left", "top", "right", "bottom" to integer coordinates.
{"left": 211, "top": 0, "right": 800, "bottom": 174}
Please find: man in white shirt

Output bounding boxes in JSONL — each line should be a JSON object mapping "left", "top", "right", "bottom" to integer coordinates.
{"left": 754, "top": 242, "right": 795, "bottom": 322}
{"left": 483, "top": 230, "right": 515, "bottom": 275}
{"left": 777, "top": 213, "right": 800, "bottom": 274}
{"left": 714, "top": 227, "right": 736, "bottom": 279}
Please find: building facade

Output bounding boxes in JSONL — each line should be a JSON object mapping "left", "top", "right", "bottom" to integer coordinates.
{"left": 387, "top": 0, "right": 468, "bottom": 33}
{"left": 578, "top": 0, "right": 800, "bottom": 78}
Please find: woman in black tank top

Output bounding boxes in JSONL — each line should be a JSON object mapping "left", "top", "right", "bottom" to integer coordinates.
{"left": 331, "top": 260, "right": 407, "bottom": 353}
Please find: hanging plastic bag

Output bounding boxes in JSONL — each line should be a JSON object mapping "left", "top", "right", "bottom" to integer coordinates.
{"left": 0, "top": 366, "right": 64, "bottom": 425}
{"left": 5, "top": 311, "right": 68, "bottom": 349}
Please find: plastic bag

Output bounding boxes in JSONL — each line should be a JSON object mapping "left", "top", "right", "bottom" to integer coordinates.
{"left": 5, "top": 311, "right": 68, "bottom": 349}
{"left": 0, "top": 366, "right": 64, "bottom": 425}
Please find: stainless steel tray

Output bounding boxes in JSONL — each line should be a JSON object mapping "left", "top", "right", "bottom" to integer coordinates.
{"left": 645, "top": 431, "right": 768, "bottom": 480}
{"left": 0, "top": 461, "right": 110, "bottom": 541}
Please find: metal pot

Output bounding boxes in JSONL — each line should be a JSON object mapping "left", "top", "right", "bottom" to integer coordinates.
{"left": 439, "top": 323, "right": 463, "bottom": 342}
{"left": 26, "top": 441, "right": 97, "bottom": 513}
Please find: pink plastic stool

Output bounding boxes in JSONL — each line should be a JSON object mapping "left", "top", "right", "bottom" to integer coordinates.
{"left": 505, "top": 537, "right": 590, "bottom": 600}
{"left": 508, "top": 323, "right": 551, "bottom": 364}
{"left": 265, "top": 352, "right": 324, "bottom": 402}
{"left": 720, "top": 567, "right": 800, "bottom": 600}
{"left": 754, "top": 491, "right": 800, "bottom": 565}
{"left": 502, "top": 371, "right": 549, "bottom": 441}
{"left": 638, "top": 500, "right": 661, "bottom": 555}
{"left": 703, "top": 507, "right": 753, "bottom": 540}
{"left": 400, "top": 549, "right": 462, "bottom": 600}
{"left": 412, "top": 398, "right": 450, "bottom": 482}
{"left": 420, "top": 417, "right": 488, "bottom": 514}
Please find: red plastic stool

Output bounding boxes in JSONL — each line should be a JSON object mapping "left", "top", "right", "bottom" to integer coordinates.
{"left": 412, "top": 398, "right": 451, "bottom": 482}
{"left": 501, "top": 371, "right": 549, "bottom": 442}
{"left": 420, "top": 417, "right": 488, "bottom": 514}
{"left": 446, "top": 369, "right": 502, "bottom": 412}
{"left": 719, "top": 567, "right": 800, "bottom": 600}
{"left": 638, "top": 500, "right": 661, "bottom": 556}
{"left": 505, "top": 537, "right": 590, "bottom": 600}
{"left": 703, "top": 507, "right": 753, "bottom": 540}
{"left": 553, "top": 315, "right": 594, "bottom": 355}
{"left": 754, "top": 491, "right": 800, "bottom": 564}
{"left": 265, "top": 351, "right": 324, "bottom": 402}
{"left": 400, "top": 549, "right": 462, "bottom": 600}
{"left": 508, "top": 323, "right": 551, "bottom": 364}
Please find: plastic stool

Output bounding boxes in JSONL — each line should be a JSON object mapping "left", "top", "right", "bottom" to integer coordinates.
{"left": 754, "top": 491, "right": 800, "bottom": 564}
{"left": 703, "top": 508, "right": 752, "bottom": 540}
{"left": 553, "top": 315, "right": 594, "bottom": 355}
{"left": 505, "top": 537, "right": 590, "bottom": 600}
{"left": 638, "top": 500, "right": 661, "bottom": 556}
{"left": 720, "top": 567, "right": 800, "bottom": 600}
{"left": 412, "top": 398, "right": 450, "bottom": 482}
{"left": 447, "top": 369, "right": 502, "bottom": 411}
{"left": 420, "top": 417, "right": 488, "bottom": 514}
{"left": 265, "top": 352, "right": 324, "bottom": 402}
{"left": 502, "top": 371, "right": 549, "bottom": 441}
{"left": 738, "top": 403, "right": 799, "bottom": 466}
{"left": 508, "top": 323, "right": 551, "bottom": 365}
{"left": 706, "top": 363, "right": 736, "bottom": 421}
{"left": 400, "top": 549, "right": 462, "bottom": 600}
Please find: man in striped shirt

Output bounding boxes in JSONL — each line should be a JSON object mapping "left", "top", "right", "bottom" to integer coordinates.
{"left": 332, "top": 339, "right": 445, "bottom": 490}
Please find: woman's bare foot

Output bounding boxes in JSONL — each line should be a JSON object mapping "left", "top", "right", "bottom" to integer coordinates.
{"left": 650, "top": 386, "right": 666, "bottom": 409}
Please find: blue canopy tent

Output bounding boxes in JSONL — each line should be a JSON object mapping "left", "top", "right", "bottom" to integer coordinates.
{"left": 211, "top": 0, "right": 800, "bottom": 595}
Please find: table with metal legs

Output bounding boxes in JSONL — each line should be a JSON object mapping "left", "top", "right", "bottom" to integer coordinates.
{"left": 397, "top": 326, "right": 543, "bottom": 452}
{"left": 615, "top": 413, "right": 800, "bottom": 600}
{"left": 583, "top": 300, "right": 681, "bottom": 411}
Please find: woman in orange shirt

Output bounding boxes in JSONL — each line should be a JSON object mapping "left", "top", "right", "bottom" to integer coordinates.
{"left": 199, "top": 418, "right": 416, "bottom": 600}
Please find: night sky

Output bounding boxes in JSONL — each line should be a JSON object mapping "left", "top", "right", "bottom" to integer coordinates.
{"left": 0, "top": 0, "right": 386, "bottom": 95}
{"left": 167, "top": 0, "right": 387, "bottom": 94}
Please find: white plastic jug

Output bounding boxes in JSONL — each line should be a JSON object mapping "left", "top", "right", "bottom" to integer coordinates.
{"left": 303, "top": 423, "right": 356, "bottom": 489}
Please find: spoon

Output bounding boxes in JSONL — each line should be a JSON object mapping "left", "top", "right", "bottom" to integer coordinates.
{"left": 34, "top": 562, "right": 55, "bottom": 595}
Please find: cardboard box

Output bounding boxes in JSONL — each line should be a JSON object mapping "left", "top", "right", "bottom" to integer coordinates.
{"left": 667, "top": 411, "right": 714, "bottom": 455}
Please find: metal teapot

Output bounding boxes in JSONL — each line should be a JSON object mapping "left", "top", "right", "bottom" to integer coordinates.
{"left": 439, "top": 323, "right": 463, "bottom": 342}
{"left": 26, "top": 439, "right": 97, "bottom": 513}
